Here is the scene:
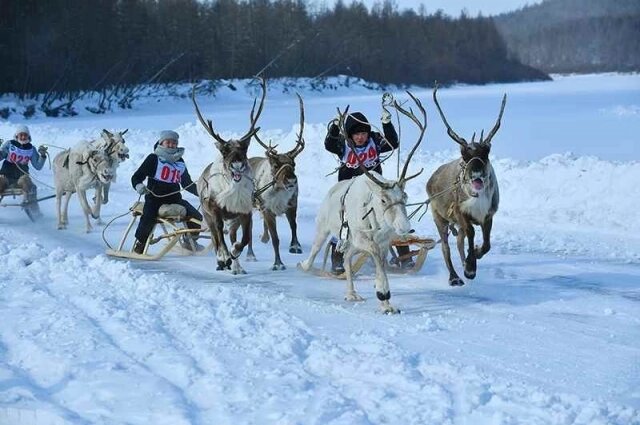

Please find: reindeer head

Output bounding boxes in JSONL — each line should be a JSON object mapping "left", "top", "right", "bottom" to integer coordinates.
{"left": 86, "top": 150, "right": 114, "bottom": 184}
{"left": 101, "top": 129, "right": 130, "bottom": 162}
{"left": 366, "top": 177, "right": 412, "bottom": 236}
{"left": 433, "top": 85, "right": 506, "bottom": 195}
{"left": 254, "top": 93, "right": 305, "bottom": 192}
{"left": 193, "top": 78, "right": 267, "bottom": 184}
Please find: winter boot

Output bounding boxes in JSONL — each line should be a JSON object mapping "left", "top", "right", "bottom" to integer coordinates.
{"left": 330, "top": 242, "right": 345, "bottom": 274}
{"left": 133, "top": 239, "right": 145, "bottom": 255}
{"left": 396, "top": 245, "right": 415, "bottom": 270}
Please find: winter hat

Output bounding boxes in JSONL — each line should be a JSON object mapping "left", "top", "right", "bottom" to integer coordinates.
{"left": 14, "top": 124, "right": 30, "bottom": 139}
{"left": 157, "top": 130, "right": 179, "bottom": 145}
{"left": 345, "top": 112, "right": 371, "bottom": 138}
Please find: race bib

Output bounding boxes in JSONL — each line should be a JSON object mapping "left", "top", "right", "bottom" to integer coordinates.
{"left": 7, "top": 144, "right": 33, "bottom": 165}
{"left": 342, "top": 138, "right": 379, "bottom": 169}
{"left": 154, "top": 159, "right": 185, "bottom": 183}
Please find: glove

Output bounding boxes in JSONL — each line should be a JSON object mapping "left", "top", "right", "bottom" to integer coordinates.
{"left": 37, "top": 145, "right": 48, "bottom": 157}
{"left": 329, "top": 122, "right": 340, "bottom": 137}
{"left": 135, "top": 183, "right": 147, "bottom": 195}
{"left": 381, "top": 108, "right": 392, "bottom": 124}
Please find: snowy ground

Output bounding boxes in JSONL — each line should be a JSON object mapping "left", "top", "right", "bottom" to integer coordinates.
{"left": 0, "top": 74, "right": 639, "bottom": 424}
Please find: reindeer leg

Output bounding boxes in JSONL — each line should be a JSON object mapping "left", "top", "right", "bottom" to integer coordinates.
{"left": 434, "top": 212, "right": 464, "bottom": 286}
{"left": 56, "top": 189, "right": 65, "bottom": 230}
{"left": 285, "top": 199, "right": 302, "bottom": 254}
{"left": 204, "top": 203, "right": 232, "bottom": 270}
{"left": 62, "top": 192, "right": 72, "bottom": 228}
{"left": 260, "top": 216, "right": 270, "bottom": 244}
{"left": 344, "top": 247, "right": 364, "bottom": 302}
{"left": 456, "top": 226, "right": 466, "bottom": 265}
{"left": 92, "top": 185, "right": 103, "bottom": 224}
{"left": 263, "top": 210, "right": 284, "bottom": 270}
{"left": 298, "top": 228, "right": 329, "bottom": 272}
{"left": 475, "top": 216, "right": 493, "bottom": 259}
{"left": 102, "top": 182, "right": 110, "bottom": 204}
{"left": 461, "top": 218, "right": 477, "bottom": 280}
{"left": 77, "top": 189, "right": 93, "bottom": 233}
{"left": 246, "top": 214, "right": 257, "bottom": 262}
{"left": 370, "top": 244, "right": 398, "bottom": 314}
{"left": 229, "top": 213, "right": 250, "bottom": 275}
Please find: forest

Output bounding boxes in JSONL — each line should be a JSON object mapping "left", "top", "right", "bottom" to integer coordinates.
{"left": 0, "top": 0, "right": 547, "bottom": 100}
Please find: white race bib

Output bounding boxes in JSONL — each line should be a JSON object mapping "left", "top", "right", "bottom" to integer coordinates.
{"left": 154, "top": 159, "right": 185, "bottom": 183}
{"left": 7, "top": 144, "right": 33, "bottom": 165}
{"left": 342, "top": 138, "right": 379, "bottom": 169}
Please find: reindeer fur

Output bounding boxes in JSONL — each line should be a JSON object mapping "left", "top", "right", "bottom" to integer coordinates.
{"left": 53, "top": 148, "right": 114, "bottom": 232}
{"left": 299, "top": 173, "right": 411, "bottom": 313}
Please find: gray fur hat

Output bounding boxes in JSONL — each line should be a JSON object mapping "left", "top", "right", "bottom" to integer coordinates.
{"left": 157, "top": 130, "right": 179, "bottom": 144}
{"left": 14, "top": 124, "right": 30, "bottom": 138}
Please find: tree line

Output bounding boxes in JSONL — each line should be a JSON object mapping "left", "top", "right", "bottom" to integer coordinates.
{"left": 495, "top": 0, "right": 640, "bottom": 73}
{"left": 0, "top": 0, "right": 546, "bottom": 108}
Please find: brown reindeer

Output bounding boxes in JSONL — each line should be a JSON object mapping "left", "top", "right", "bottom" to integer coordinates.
{"left": 427, "top": 85, "right": 506, "bottom": 286}
{"left": 236, "top": 93, "right": 305, "bottom": 270}
{"left": 193, "top": 78, "right": 266, "bottom": 274}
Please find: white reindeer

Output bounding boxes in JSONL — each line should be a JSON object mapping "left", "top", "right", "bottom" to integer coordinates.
{"left": 53, "top": 148, "right": 114, "bottom": 232}
{"left": 75, "top": 129, "right": 129, "bottom": 206}
{"left": 299, "top": 94, "right": 426, "bottom": 313}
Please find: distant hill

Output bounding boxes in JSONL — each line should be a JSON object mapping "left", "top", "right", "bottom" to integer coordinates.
{"left": 494, "top": 0, "right": 640, "bottom": 73}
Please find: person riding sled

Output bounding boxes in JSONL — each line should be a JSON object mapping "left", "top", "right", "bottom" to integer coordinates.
{"left": 324, "top": 100, "right": 414, "bottom": 274}
{"left": 0, "top": 125, "right": 48, "bottom": 218}
{"left": 131, "top": 130, "right": 203, "bottom": 254}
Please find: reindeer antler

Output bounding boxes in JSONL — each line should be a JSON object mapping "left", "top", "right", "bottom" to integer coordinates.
{"left": 337, "top": 106, "right": 395, "bottom": 190}
{"left": 286, "top": 93, "right": 305, "bottom": 159}
{"left": 480, "top": 93, "right": 507, "bottom": 145}
{"left": 238, "top": 77, "right": 267, "bottom": 144}
{"left": 392, "top": 91, "right": 426, "bottom": 186}
{"left": 254, "top": 132, "right": 279, "bottom": 157}
{"left": 191, "top": 85, "right": 229, "bottom": 145}
{"left": 432, "top": 83, "right": 467, "bottom": 147}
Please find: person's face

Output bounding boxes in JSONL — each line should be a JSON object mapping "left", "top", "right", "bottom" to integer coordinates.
{"left": 16, "top": 132, "right": 30, "bottom": 144}
{"left": 352, "top": 131, "right": 368, "bottom": 146}
{"left": 161, "top": 139, "right": 178, "bottom": 148}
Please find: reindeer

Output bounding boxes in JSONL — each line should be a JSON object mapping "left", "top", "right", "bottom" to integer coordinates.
{"left": 87, "top": 129, "right": 129, "bottom": 205}
{"left": 237, "top": 93, "right": 305, "bottom": 270}
{"left": 193, "top": 78, "right": 266, "bottom": 274}
{"left": 427, "top": 85, "right": 506, "bottom": 286}
{"left": 299, "top": 93, "right": 426, "bottom": 314}
{"left": 53, "top": 148, "right": 114, "bottom": 232}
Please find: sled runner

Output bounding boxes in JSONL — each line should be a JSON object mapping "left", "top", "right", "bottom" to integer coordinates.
{"left": 299, "top": 235, "right": 437, "bottom": 280}
{"left": 105, "top": 201, "right": 210, "bottom": 260}
{"left": 0, "top": 187, "right": 55, "bottom": 222}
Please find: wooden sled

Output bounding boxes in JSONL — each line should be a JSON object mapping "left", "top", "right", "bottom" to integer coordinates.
{"left": 300, "top": 235, "right": 437, "bottom": 280}
{"left": 105, "top": 201, "right": 211, "bottom": 261}
{"left": 0, "top": 187, "right": 55, "bottom": 222}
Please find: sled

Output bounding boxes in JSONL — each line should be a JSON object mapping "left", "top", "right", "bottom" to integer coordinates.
{"left": 299, "top": 235, "right": 437, "bottom": 280}
{"left": 105, "top": 201, "right": 211, "bottom": 261}
{"left": 0, "top": 187, "right": 55, "bottom": 222}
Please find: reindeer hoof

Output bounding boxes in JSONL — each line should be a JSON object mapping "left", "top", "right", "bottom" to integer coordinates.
{"left": 464, "top": 269, "right": 476, "bottom": 280}
{"left": 246, "top": 253, "right": 257, "bottom": 262}
{"left": 260, "top": 235, "right": 270, "bottom": 244}
{"left": 289, "top": 245, "right": 302, "bottom": 254}
{"left": 379, "top": 302, "right": 400, "bottom": 315}
{"left": 57, "top": 224, "right": 66, "bottom": 230}
{"left": 272, "top": 263, "right": 286, "bottom": 271}
{"left": 345, "top": 292, "right": 365, "bottom": 302}
{"left": 449, "top": 277, "right": 465, "bottom": 286}
{"left": 217, "top": 259, "right": 232, "bottom": 270}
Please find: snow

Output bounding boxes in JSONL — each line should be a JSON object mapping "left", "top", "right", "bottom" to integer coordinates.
{"left": 0, "top": 73, "right": 639, "bottom": 424}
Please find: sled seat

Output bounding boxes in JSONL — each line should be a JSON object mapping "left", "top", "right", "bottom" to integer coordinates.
{"left": 131, "top": 201, "right": 187, "bottom": 221}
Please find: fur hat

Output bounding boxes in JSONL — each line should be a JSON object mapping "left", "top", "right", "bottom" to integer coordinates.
{"left": 345, "top": 112, "right": 371, "bottom": 138}
{"left": 157, "top": 130, "right": 179, "bottom": 144}
{"left": 14, "top": 124, "right": 30, "bottom": 139}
